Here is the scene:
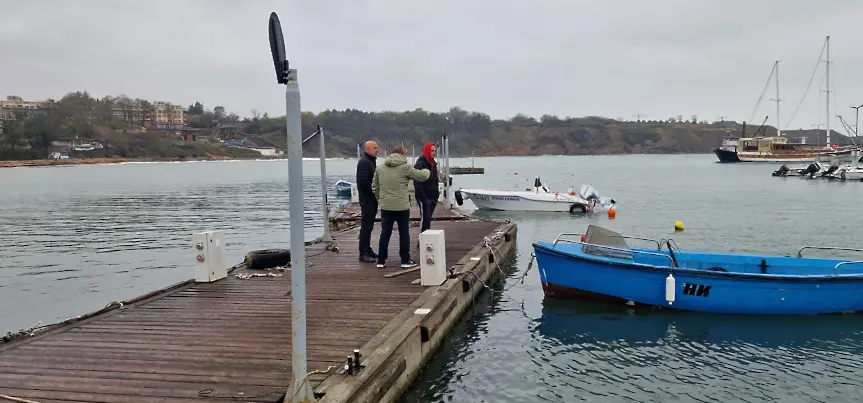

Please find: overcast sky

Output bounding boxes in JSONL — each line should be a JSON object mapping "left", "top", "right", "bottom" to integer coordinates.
{"left": 3, "top": 0, "right": 863, "bottom": 132}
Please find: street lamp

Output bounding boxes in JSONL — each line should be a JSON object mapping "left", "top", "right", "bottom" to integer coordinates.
{"left": 268, "top": 11, "right": 317, "bottom": 403}
{"left": 851, "top": 104, "right": 863, "bottom": 136}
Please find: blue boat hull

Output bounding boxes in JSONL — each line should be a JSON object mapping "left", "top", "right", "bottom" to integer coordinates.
{"left": 533, "top": 241, "right": 863, "bottom": 315}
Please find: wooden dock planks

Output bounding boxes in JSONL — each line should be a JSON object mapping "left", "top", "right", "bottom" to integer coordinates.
{"left": 328, "top": 198, "right": 465, "bottom": 229}
{"left": 0, "top": 219, "right": 511, "bottom": 403}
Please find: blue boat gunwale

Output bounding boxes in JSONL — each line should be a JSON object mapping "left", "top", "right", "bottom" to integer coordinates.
{"left": 532, "top": 240, "right": 863, "bottom": 283}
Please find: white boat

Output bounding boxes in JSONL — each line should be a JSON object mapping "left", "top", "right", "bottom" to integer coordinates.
{"left": 839, "top": 167, "right": 863, "bottom": 181}
{"left": 454, "top": 177, "right": 616, "bottom": 213}
{"left": 833, "top": 150, "right": 863, "bottom": 181}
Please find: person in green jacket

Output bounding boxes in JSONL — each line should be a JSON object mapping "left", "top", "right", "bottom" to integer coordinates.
{"left": 372, "top": 145, "right": 431, "bottom": 268}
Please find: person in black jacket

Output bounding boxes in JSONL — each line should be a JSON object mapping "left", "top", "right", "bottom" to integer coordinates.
{"left": 356, "top": 141, "right": 379, "bottom": 262}
{"left": 413, "top": 142, "right": 440, "bottom": 235}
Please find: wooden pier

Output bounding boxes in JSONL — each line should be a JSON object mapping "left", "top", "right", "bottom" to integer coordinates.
{"left": 0, "top": 212, "right": 517, "bottom": 403}
{"left": 329, "top": 197, "right": 464, "bottom": 232}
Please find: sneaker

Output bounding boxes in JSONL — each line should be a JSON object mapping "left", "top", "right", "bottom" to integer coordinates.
{"left": 368, "top": 250, "right": 378, "bottom": 259}
{"left": 376, "top": 261, "right": 386, "bottom": 268}
{"left": 400, "top": 260, "right": 418, "bottom": 269}
{"left": 359, "top": 255, "right": 376, "bottom": 263}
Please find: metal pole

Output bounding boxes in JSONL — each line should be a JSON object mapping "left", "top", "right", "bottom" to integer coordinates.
{"left": 317, "top": 125, "right": 332, "bottom": 242}
{"left": 445, "top": 136, "right": 451, "bottom": 207}
{"left": 825, "top": 36, "right": 831, "bottom": 147}
{"left": 441, "top": 126, "right": 448, "bottom": 206}
{"left": 285, "top": 69, "right": 315, "bottom": 402}
{"left": 852, "top": 105, "right": 862, "bottom": 136}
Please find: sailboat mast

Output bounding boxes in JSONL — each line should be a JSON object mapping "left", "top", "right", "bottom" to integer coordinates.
{"left": 825, "top": 36, "right": 831, "bottom": 146}
{"left": 772, "top": 60, "right": 781, "bottom": 137}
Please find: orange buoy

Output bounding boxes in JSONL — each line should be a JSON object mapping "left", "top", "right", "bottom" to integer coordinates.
{"left": 580, "top": 234, "right": 586, "bottom": 242}
{"left": 607, "top": 207, "right": 616, "bottom": 219}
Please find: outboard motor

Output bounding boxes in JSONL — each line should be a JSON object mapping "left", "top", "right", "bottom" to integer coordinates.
{"left": 772, "top": 164, "right": 790, "bottom": 177}
{"left": 578, "top": 185, "right": 616, "bottom": 209}
{"left": 821, "top": 164, "right": 839, "bottom": 177}
{"left": 798, "top": 162, "right": 822, "bottom": 178}
{"left": 533, "top": 177, "right": 549, "bottom": 193}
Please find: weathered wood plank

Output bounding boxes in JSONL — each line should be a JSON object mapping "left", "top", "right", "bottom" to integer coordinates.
{"left": 0, "top": 218, "right": 510, "bottom": 403}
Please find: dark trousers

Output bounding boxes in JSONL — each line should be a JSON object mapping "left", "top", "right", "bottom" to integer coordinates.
{"left": 358, "top": 199, "right": 378, "bottom": 256}
{"left": 378, "top": 209, "right": 411, "bottom": 264}
{"left": 416, "top": 197, "right": 437, "bottom": 233}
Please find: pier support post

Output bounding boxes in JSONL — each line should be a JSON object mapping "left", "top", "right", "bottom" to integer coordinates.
{"left": 302, "top": 125, "right": 332, "bottom": 243}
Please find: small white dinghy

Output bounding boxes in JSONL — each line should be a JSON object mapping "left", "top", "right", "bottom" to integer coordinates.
{"left": 454, "top": 177, "right": 616, "bottom": 213}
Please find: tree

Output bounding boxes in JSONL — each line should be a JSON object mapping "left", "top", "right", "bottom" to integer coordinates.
{"left": 187, "top": 102, "right": 204, "bottom": 115}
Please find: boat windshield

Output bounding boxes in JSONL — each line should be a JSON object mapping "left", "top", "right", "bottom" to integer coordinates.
{"left": 582, "top": 225, "right": 633, "bottom": 260}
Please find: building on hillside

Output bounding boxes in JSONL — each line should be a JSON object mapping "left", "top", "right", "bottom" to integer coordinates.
{"left": 0, "top": 95, "right": 58, "bottom": 128}
{"left": 110, "top": 99, "right": 185, "bottom": 130}
{"left": 213, "top": 123, "right": 243, "bottom": 140}
{"left": 152, "top": 101, "right": 185, "bottom": 130}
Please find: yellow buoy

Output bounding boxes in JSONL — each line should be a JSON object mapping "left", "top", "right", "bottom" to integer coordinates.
{"left": 674, "top": 220, "right": 684, "bottom": 231}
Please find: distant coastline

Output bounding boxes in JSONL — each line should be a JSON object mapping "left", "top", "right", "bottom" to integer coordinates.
{"left": 0, "top": 155, "right": 280, "bottom": 169}
{"left": 0, "top": 151, "right": 725, "bottom": 169}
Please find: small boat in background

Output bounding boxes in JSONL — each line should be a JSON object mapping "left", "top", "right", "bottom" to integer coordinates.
{"left": 454, "top": 177, "right": 615, "bottom": 213}
{"left": 532, "top": 224, "right": 863, "bottom": 315}
{"left": 334, "top": 180, "right": 353, "bottom": 197}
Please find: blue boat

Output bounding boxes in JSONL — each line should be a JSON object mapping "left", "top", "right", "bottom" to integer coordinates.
{"left": 532, "top": 225, "right": 863, "bottom": 315}
{"left": 334, "top": 180, "right": 353, "bottom": 198}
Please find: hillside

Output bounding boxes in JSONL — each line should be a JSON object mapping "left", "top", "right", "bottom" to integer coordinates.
{"left": 260, "top": 108, "right": 858, "bottom": 158}
{"left": 1, "top": 92, "right": 856, "bottom": 161}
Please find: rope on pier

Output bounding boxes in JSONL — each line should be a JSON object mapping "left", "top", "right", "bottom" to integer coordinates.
{"left": 450, "top": 223, "right": 534, "bottom": 295}
{"left": 196, "top": 365, "right": 340, "bottom": 400}
{"left": 0, "top": 394, "right": 42, "bottom": 403}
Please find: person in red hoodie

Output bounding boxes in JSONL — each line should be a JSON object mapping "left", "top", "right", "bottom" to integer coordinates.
{"left": 413, "top": 143, "right": 440, "bottom": 235}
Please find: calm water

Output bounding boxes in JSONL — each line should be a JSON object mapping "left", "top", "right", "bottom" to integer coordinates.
{"left": 3, "top": 155, "right": 863, "bottom": 402}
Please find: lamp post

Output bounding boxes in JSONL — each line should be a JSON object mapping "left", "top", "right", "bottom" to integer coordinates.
{"left": 851, "top": 104, "right": 863, "bottom": 136}
{"left": 268, "top": 11, "right": 317, "bottom": 403}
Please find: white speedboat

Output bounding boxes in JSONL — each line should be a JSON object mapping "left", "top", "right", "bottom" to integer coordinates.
{"left": 454, "top": 177, "right": 615, "bottom": 213}
{"left": 839, "top": 167, "right": 863, "bottom": 181}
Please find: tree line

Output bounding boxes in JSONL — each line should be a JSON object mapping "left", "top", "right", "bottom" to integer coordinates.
{"left": 2, "top": 91, "right": 851, "bottom": 161}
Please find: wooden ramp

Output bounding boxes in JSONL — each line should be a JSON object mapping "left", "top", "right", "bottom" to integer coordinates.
{"left": 0, "top": 219, "right": 516, "bottom": 403}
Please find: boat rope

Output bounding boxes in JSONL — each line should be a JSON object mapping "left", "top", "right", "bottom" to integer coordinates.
{"left": 197, "top": 364, "right": 340, "bottom": 400}
{"left": 784, "top": 38, "right": 828, "bottom": 130}
{"left": 0, "top": 394, "right": 42, "bottom": 403}
{"left": 1, "top": 321, "right": 45, "bottom": 344}
{"left": 456, "top": 252, "right": 535, "bottom": 296}
{"left": 747, "top": 62, "right": 776, "bottom": 124}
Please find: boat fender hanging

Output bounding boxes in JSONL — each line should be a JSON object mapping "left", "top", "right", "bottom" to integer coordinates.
{"left": 665, "top": 273, "right": 675, "bottom": 305}
{"left": 569, "top": 203, "right": 587, "bottom": 214}
{"left": 454, "top": 190, "right": 463, "bottom": 206}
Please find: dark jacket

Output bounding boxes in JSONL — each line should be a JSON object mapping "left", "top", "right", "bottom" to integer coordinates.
{"left": 356, "top": 152, "right": 377, "bottom": 204}
{"left": 413, "top": 155, "right": 439, "bottom": 202}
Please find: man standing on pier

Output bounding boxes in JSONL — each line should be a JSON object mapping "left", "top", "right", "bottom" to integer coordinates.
{"left": 373, "top": 145, "right": 430, "bottom": 269}
{"left": 413, "top": 142, "right": 440, "bottom": 236}
{"left": 356, "top": 140, "right": 379, "bottom": 263}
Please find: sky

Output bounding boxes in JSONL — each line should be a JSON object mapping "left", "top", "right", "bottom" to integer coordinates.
{"left": 3, "top": 0, "right": 863, "bottom": 133}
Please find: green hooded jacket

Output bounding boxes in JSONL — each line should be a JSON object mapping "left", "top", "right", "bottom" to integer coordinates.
{"left": 373, "top": 152, "right": 431, "bottom": 211}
